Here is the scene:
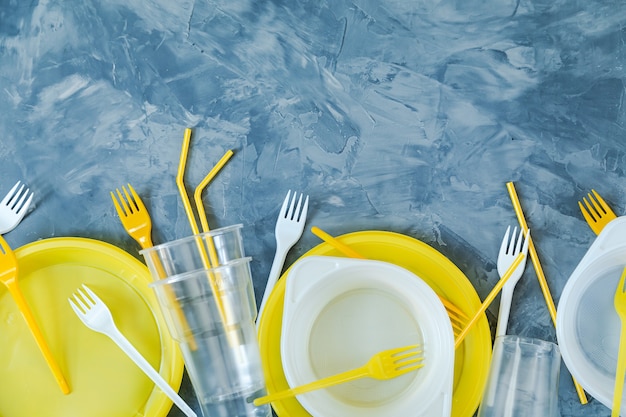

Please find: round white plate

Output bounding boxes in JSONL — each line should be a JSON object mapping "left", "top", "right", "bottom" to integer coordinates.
{"left": 280, "top": 256, "right": 454, "bottom": 417}
{"left": 558, "top": 217, "right": 626, "bottom": 412}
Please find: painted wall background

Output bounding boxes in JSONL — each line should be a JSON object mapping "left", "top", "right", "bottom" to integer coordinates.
{"left": 2, "top": 0, "right": 626, "bottom": 415}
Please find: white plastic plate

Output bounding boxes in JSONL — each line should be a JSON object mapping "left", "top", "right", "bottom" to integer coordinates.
{"left": 557, "top": 217, "right": 626, "bottom": 412}
{"left": 280, "top": 256, "right": 454, "bottom": 417}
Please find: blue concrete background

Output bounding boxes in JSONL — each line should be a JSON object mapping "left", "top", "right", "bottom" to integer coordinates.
{"left": 2, "top": 0, "right": 626, "bottom": 415}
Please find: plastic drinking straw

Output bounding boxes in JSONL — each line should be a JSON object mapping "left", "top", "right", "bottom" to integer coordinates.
{"left": 506, "top": 181, "right": 588, "bottom": 404}
{"left": 192, "top": 150, "right": 248, "bottom": 350}
{"left": 454, "top": 252, "right": 525, "bottom": 349}
{"left": 193, "top": 150, "right": 234, "bottom": 234}
{"left": 310, "top": 226, "right": 468, "bottom": 321}
{"left": 176, "top": 129, "right": 202, "bottom": 236}
{"left": 310, "top": 226, "right": 366, "bottom": 259}
{"left": 176, "top": 128, "right": 233, "bottom": 343}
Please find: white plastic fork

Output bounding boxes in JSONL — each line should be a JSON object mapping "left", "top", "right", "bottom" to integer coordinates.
{"left": 495, "top": 225, "right": 530, "bottom": 337}
{"left": 257, "top": 190, "right": 309, "bottom": 328}
{"left": 0, "top": 181, "right": 34, "bottom": 234}
{"left": 454, "top": 227, "right": 529, "bottom": 349}
{"left": 69, "top": 285, "right": 197, "bottom": 417}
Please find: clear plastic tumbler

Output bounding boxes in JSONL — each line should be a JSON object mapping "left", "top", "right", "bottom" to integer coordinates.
{"left": 140, "top": 224, "right": 256, "bottom": 322}
{"left": 149, "top": 257, "right": 270, "bottom": 417}
{"left": 477, "top": 335, "right": 561, "bottom": 417}
{"left": 141, "top": 224, "right": 246, "bottom": 279}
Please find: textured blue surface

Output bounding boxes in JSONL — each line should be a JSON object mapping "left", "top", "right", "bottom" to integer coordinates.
{"left": 2, "top": 1, "right": 626, "bottom": 416}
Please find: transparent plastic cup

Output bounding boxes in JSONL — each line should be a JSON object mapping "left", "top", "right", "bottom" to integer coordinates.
{"left": 140, "top": 224, "right": 256, "bottom": 321}
{"left": 149, "top": 257, "right": 270, "bottom": 417}
{"left": 477, "top": 335, "right": 561, "bottom": 417}
{"left": 140, "top": 224, "right": 245, "bottom": 279}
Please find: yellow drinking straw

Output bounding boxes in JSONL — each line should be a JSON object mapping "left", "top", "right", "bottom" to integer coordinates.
{"left": 193, "top": 150, "right": 236, "bottom": 293}
{"left": 194, "top": 149, "right": 234, "bottom": 234}
{"left": 310, "top": 226, "right": 468, "bottom": 322}
{"left": 176, "top": 128, "right": 232, "bottom": 343}
{"left": 506, "top": 181, "right": 588, "bottom": 404}
{"left": 176, "top": 129, "right": 202, "bottom": 236}
{"left": 454, "top": 252, "right": 525, "bottom": 349}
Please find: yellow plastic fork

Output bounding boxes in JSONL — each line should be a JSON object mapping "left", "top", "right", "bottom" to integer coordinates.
{"left": 253, "top": 344, "right": 424, "bottom": 406}
{"left": 111, "top": 184, "right": 197, "bottom": 350}
{"left": 579, "top": 189, "right": 617, "bottom": 235}
{"left": 310, "top": 226, "right": 468, "bottom": 335}
{"left": 612, "top": 267, "right": 626, "bottom": 417}
{"left": 0, "top": 235, "right": 70, "bottom": 394}
{"left": 111, "top": 184, "right": 155, "bottom": 250}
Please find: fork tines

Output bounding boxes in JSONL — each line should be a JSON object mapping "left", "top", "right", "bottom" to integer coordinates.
{"left": 501, "top": 225, "right": 526, "bottom": 254}
{"left": 281, "top": 190, "right": 309, "bottom": 222}
{"left": 578, "top": 189, "right": 617, "bottom": 235}
{"left": 580, "top": 190, "right": 608, "bottom": 220}
{"left": 111, "top": 184, "right": 143, "bottom": 216}
{"left": 2, "top": 181, "right": 33, "bottom": 214}
{"left": 390, "top": 344, "right": 425, "bottom": 373}
{"left": 69, "top": 285, "right": 97, "bottom": 314}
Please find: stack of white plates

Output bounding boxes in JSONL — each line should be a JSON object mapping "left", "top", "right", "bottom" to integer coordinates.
{"left": 557, "top": 217, "right": 626, "bottom": 413}
{"left": 256, "top": 230, "right": 492, "bottom": 417}
{"left": 280, "top": 256, "right": 455, "bottom": 417}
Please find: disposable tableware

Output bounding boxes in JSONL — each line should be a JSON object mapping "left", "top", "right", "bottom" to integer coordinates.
{"left": 69, "top": 284, "right": 197, "bottom": 417}
{"left": 507, "top": 181, "right": 588, "bottom": 404}
{"left": 149, "top": 128, "right": 270, "bottom": 417}
{"left": 111, "top": 184, "right": 155, "bottom": 250}
{"left": 557, "top": 216, "right": 626, "bottom": 411}
{"left": 495, "top": 225, "right": 527, "bottom": 337}
{"left": 454, "top": 227, "right": 529, "bottom": 349}
{"left": 257, "top": 190, "right": 309, "bottom": 327}
{"left": 193, "top": 149, "right": 234, "bottom": 234}
{"left": 279, "top": 254, "right": 454, "bottom": 417}
{"left": 612, "top": 267, "right": 626, "bottom": 417}
{"left": 253, "top": 344, "right": 424, "bottom": 406}
{"left": 176, "top": 129, "right": 231, "bottom": 338}
{"left": 579, "top": 189, "right": 617, "bottom": 235}
{"left": 0, "top": 235, "right": 69, "bottom": 394}
{"left": 0, "top": 181, "right": 34, "bottom": 234}
{"left": 112, "top": 183, "right": 197, "bottom": 350}
{"left": 477, "top": 336, "right": 561, "bottom": 417}
{"left": 257, "top": 229, "right": 491, "bottom": 417}
{"left": 310, "top": 225, "right": 467, "bottom": 334}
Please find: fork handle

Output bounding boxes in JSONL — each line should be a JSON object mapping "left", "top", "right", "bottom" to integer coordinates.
{"left": 5, "top": 282, "right": 70, "bottom": 394}
{"left": 455, "top": 252, "right": 525, "bottom": 349}
{"left": 136, "top": 235, "right": 154, "bottom": 250}
{"left": 105, "top": 328, "right": 197, "bottom": 417}
{"left": 495, "top": 286, "right": 514, "bottom": 338}
{"left": 254, "top": 365, "right": 368, "bottom": 406}
{"left": 612, "top": 320, "right": 626, "bottom": 417}
{"left": 256, "top": 242, "right": 289, "bottom": 329}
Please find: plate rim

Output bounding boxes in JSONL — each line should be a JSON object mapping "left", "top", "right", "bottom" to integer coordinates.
{"left": 0, "top": 236, "right": 185, "bottom": 417}
{"left": 280, "top": 255, "right": 455, "bottom": 417}
{"left": 557, "top": 245, "right": 626, "bottom": 409}
{"left": 257, "top": 229, "right": 491, "bottom": 417}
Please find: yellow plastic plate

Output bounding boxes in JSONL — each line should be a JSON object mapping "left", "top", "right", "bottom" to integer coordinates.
{"left": 0, "top": 237, "right": 184, "bottom": 417}
{"left": 257, "top": 230, "right": 491, "bottom": 417}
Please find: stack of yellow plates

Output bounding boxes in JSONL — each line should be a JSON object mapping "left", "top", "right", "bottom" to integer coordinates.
{"left": 257, "top": 230, "right": 491, "bottom": 417}
{"left": 0, "top": 237, "right": 184, "bottom": 417}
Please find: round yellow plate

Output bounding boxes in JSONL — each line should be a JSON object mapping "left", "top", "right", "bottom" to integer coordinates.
{"left": 258, "top": 230, "right": 491, "bottom": 417}
{"left": 0, "top": 237, "right": 184, "bottom": 417}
